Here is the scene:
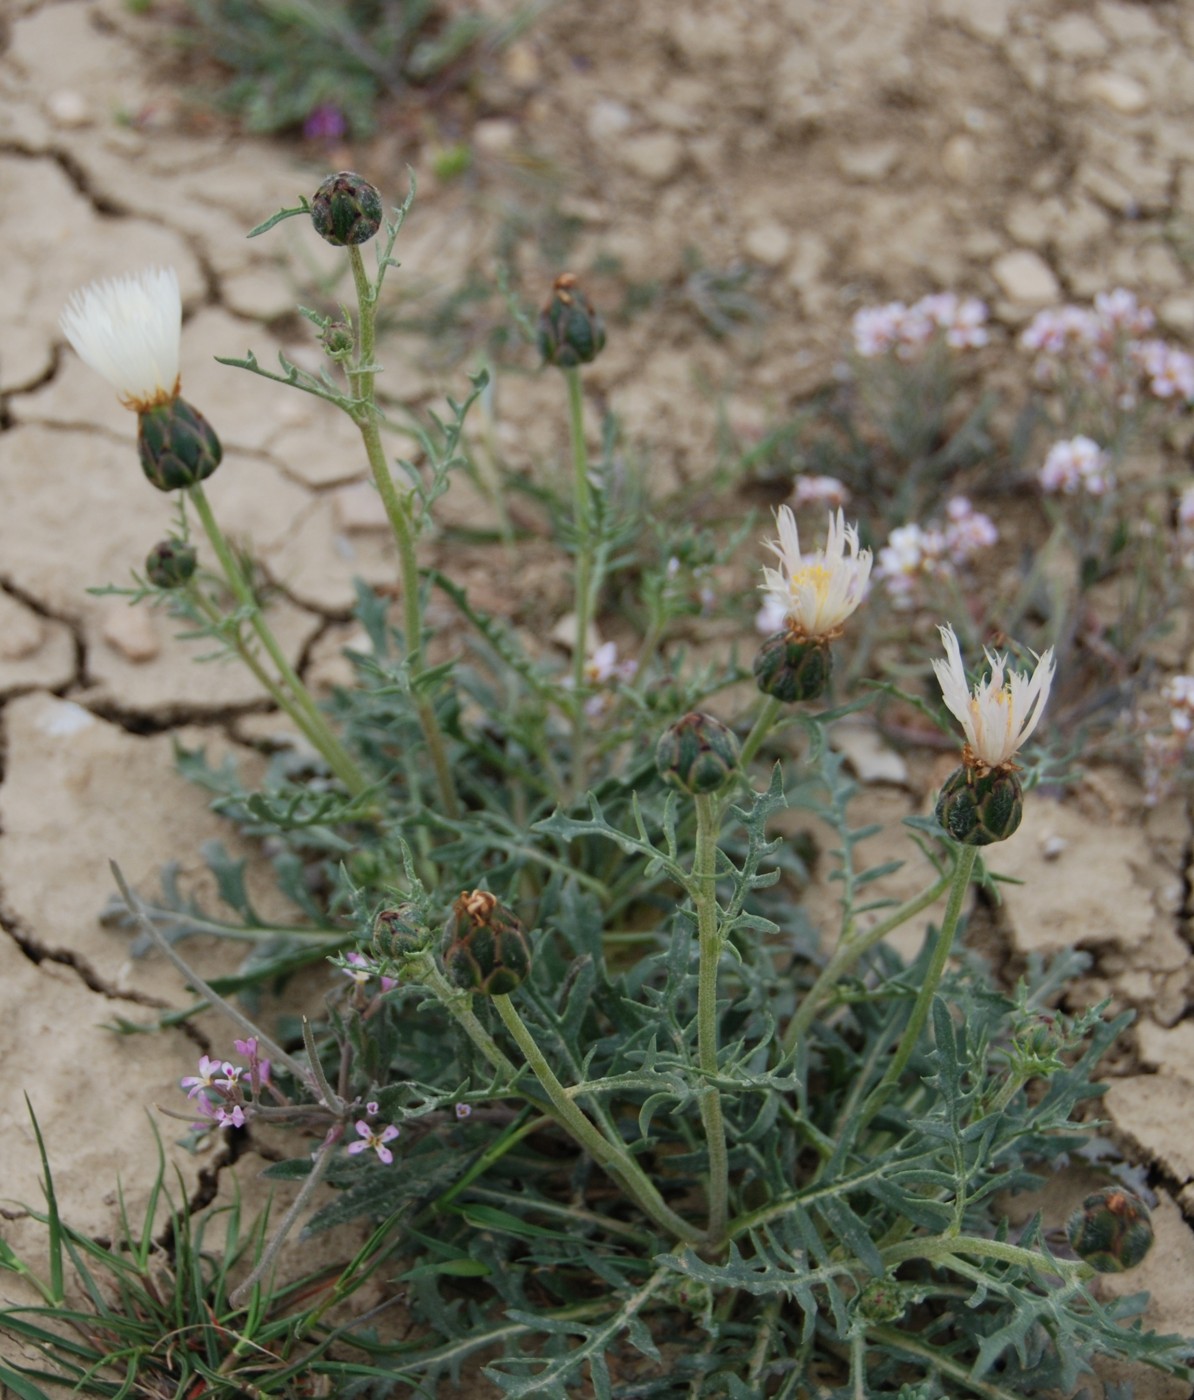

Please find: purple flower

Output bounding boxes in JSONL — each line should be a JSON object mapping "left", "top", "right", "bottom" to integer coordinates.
{"left": 455, "top": 1103, "right": 473, "bottom": 1120}
{"left": 181, "top": 1055, "right": 225, "bottom": 1099}
{"left": 303, "top": 103, "right": 347, "bottom": 143}
{"left": 347, "top": 1119, "right": 401, "bottom": 1164}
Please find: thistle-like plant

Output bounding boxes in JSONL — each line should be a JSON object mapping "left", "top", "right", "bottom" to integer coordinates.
{"left": 12, "top": 174, "right": 1193, "bottom": 1399}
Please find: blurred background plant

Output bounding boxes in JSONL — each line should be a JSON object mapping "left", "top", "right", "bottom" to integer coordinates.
{"left": 162, "top": 0, "right": 550, "bottom": 139}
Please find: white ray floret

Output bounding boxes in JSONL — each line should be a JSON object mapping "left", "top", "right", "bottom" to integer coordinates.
{"left": 760, "top": 506, "right": 873, "bottom": 640}
{"left": 60, "top": 267, "right": 182, "bottom": 411}
{"left": 932, "top": 624, "right": 1055, "bottom": 770}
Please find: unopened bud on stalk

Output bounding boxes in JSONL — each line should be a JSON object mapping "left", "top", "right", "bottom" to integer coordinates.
{"left": 137, "top": 398, "right": 223, "bottom": 492}
{"left": 753, "top": 631, "right": 832, "bottom": 703}
{"left": 443, "top": 890, "right": 531, "bottom": 996}
{"left": 538, "top": 273, "right": 606, "bottom": 368}
{"left": 655, "top": 712, "right": 740, "bottom": 796}
{"left": 311, "top": 171, "right": 383, "bottom": 247}
{"left": 1066, "top": 1188, "right": 1154, "bottom": 1273}
{"left": 320, "top": 319, "right": 354, "bottom": 357}
{"left": 145, "top": 538, "right": 197, "bottom": 589}
{"left": 935, "top": 764, "right": 1024, "bottom": 846}
{"left": 372, "top": 903, "right": 431, "bottom": 960}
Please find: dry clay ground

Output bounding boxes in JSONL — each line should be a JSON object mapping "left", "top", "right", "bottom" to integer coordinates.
{"left": 4, "top": 0, "right": 1194, "bottom": 1394}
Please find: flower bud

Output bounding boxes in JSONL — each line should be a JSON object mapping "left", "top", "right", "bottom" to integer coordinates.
{"left": 442, "top": 890, "right": 531, "bottom": 996}
{"left": 753, "top": 631, "right": 832, "bottom": 703}
{"left": 935, "top": 764, "right": 1023, "bottom": 846}
{"left": 145, "top": 538, "right": 197, "bottom": 589}
{"left": 655, "top": 712, "right": 740, "bottom": 796}
{"left": 137, "top": 398, "right": 222, "bottom": 492}
{"left": 372, "top": 903, "right": 431, "bottom": 960}
{"left": 538, "top": 273, "right": 606, "bottom": 369}
{"left": 1066, "top": 1188, "right": 1154, "bottom": 1273}
{"left": 320, "top": 319, "right": 354, "bottom": 356}
{"left": 311, "top": 171, "right": 383, "bottom": 247}
{"left": 855, "top": 1277, "right": 906, "bottom": 1324}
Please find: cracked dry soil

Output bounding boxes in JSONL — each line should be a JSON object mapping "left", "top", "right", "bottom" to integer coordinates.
{"left": 4, "top": 0, "right": 1194, "bottom": 1395}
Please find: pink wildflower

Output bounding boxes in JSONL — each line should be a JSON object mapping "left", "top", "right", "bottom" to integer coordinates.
{"left": 943, "top": 496, "right": 998, "bottom": 564}
{"left": 181, "top": 1055, "right": 226, "bottom": 1099}
{"left": 1038, "top": 437, "right": 1113, "bottom": 497}
{"left": 347, "top": 1120, "right": 400, "bottom": 1165}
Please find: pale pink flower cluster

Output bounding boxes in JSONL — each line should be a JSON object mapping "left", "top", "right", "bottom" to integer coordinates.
{"left": 1143, "top": 675, "right": 1194, "bottom": 805}
{"left": 791, "top": 474, "right": 851, "bottom": 510}
{"left": 1021, "top": 288, "right": 1193, "bottom": 406}
{"left": 1130, "top": 339, "right": 1194, "bottom": 401}
{"left": 875, "top": 497, "right": 998, "bottom": 609}
{"left": 852, "top": 292, "right": 989, "bottom": 358}
{"left": 181, "top": 1036, "right": 272, "bottom": 1132}
{"left": 1038, "top": 436, "right": 1114, "bottom": 498}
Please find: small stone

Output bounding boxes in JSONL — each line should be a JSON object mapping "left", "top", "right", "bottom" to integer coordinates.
{"left": 502, "top": 41, "right": 541, "bottom": 88}
{"left": 619, "top": 131, "right": 684, "bottom": 184}
{"left": 0, "top": 594, "right": 45, "bottom": 660}
{"left": 837, "top": 142, "right": 900, "bottom": 183}
{"left": 46, "top": 89, "right": 89, "bottom": 127}
{"left": 1041, "top": 833, "right": 1067, "bottom": 860}
{"left": 1082, "top": 71, "right": 1150, "bottom": 115}
{"left": 785, "top": 231, "right": 829, "bottom": 290}
{"left": 1160, "top": 296, "right": 1194, "bottom": 337}
{"left": 941, "top": 133, "right": 979, "bottom": 183}
{"left": 474, "top": 118, "right": 518, "bottom": 155}
{"left": 743, "top": 221, "right": 792, "bottom": 268}
{"left": 935, "top": 0, "right": 1013, "bottom": 42}
{"left": 586, "top": 99, "right": 634, "bottom": 143}
{"left": 333, "top": 482, "right": 390, "bottom": 533}
{"left": 991, "top": 248, "right": 1061, "bottom": 305}
{"left": 1046, "top": 14, "right": 1110, "bottom": 61}
{"left": 101, "top": 605, "right": 160, "bottom": 663}
{"left": 832, "top": 720, "right": 908, "bottom": 786}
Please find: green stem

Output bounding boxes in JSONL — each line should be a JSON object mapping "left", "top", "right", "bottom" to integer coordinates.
{"left": 347, "top": 245, "right": 460, "bottom": 820}
{"left": 883, "top": 1231, "right": 1091, "bottom": 1281}
{"left": 187, "top": 484, "right": 368, "bottom": 797}
{"left": 858, "top": 843, "right": 978, "bottom": 1123}
{"left": 736, "top": 694, "right": 783, "bottom": 773}
{"left": 492, "top": 993, "right": 705, "bottom": 1247}
{"left": 410, "top": 955, "right": 522, "bottom": 1083}
{"left": 693, "top": 793, "right": 729, "bottom": 1249}
{"left": 780, "top": 867, "right": 953, "bottom": 1056}
{"left": 566, "top": 366, "right": 594, "bottom": 799}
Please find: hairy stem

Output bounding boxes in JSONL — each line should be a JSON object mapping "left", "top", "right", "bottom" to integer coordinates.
{"left": 187, "top": 484, "right": 367, "bottom": 796}
{"left": 492, "top": 993, "right": 705, "bottom": 1247}
{"left": 859, "top": 843, "right": 978, "bottom": 1123}
{"left": 780, "top": 866, "right": 954, "bottom": 1056}
{"left": 566, "top": 366, "right": 595, "bottom": 799}
{"left": 347, "top": 244, "right": 460, "bottom": 820}
{"left": 693, "top": 792, "right": 729, "bottom": 1249}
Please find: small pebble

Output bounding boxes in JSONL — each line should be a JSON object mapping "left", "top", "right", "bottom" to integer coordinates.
{"left": 102, "top": 606, "right": 159, "bottom": 663}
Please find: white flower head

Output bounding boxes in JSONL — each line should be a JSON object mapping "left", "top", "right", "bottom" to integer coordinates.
{"left": 60, "top": 267, "right": 182, "bottom": 411}
{"left": 760, "top": 507, "right": 872, "bottom": 640}
{"left": 932, "top": 624, "right": 1055, "bottom": 771}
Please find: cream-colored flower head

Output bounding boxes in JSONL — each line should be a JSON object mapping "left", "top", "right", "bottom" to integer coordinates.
{"left": 60, "top": 267, "right": 181, "bottom": 411}
{"left": 760, "top": 506, "right": 872, "bottom": 640}
{"left": 932, "top": 624, "right": 1055, "bottom": 771}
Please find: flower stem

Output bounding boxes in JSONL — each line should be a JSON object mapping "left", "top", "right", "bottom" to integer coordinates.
{"left": 858, "top": 843, "right": 978, "bottom": 1123}
{"left": 492, "top": 993, "right": 705, "bottom": 1247}
{"left": 779, "top": 867, "right": 953, "bottom": 1056}
{"left": 186, "top": 483, "right": 368, "bottom": 797}
{"left": 693, "top": 793, "right": 729, "bottom": 1249}
{"left": 407, "top": 954, "right": 522, "bottom": 1083}
{"left": 346, "top": 245, "right": 460, "bottom": 820}
{"left": 566, "top": 366, "right": 595, "bottom": 799}
{"left": 736, "top": 694, "right": 783, "bottom": 773}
